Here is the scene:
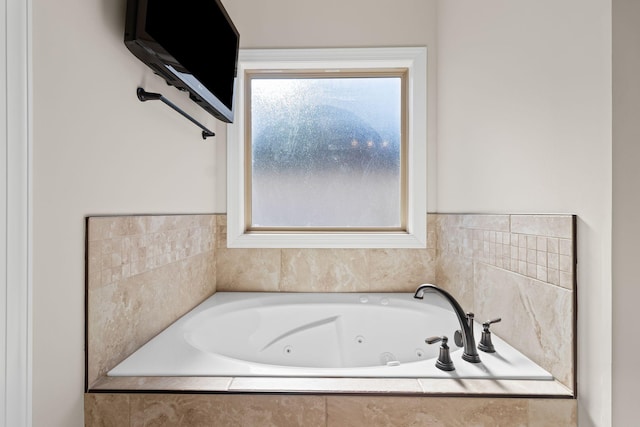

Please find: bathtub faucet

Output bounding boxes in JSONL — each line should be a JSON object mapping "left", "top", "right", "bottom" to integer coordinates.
{"left": 413, "top": 284, "right": 481, "bottom": 364}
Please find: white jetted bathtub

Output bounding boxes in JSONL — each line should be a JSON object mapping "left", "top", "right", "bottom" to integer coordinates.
{"left": 108, "top": 292, "right": 553, "bottom": 380}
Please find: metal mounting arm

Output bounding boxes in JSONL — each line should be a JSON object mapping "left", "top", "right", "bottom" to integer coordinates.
{"left": 136, "top": 88, "right": 215, "bottom": 139}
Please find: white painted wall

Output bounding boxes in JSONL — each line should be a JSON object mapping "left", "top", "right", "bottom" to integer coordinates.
{"left": 612, "top": 0, "right": 640, "bottom": 425}
{"left": 437, "top": 1, "right": 612, "bottom": 426}
{"left": 31, "top": 0, "right": 222, "bottom": 425}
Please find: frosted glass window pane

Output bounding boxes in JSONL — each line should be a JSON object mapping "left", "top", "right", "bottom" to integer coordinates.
{"left": 250, "top": 76, "right": 402, "bottom": 228}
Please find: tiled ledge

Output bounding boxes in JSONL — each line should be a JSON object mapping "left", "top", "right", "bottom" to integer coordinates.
{"left": 89, "top": 375, "right": 573, "bottom": 398}
{"left": 86, "top": 393, "right": 578, "bottom": 427}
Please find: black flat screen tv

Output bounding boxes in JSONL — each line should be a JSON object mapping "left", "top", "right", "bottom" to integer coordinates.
{"left": 125, "top": 0, "right": 239, "bottom": 123}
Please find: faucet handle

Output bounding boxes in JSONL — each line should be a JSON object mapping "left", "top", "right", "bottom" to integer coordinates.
{"left": 483, "top": 317, "right": 502, "bottom": 327}
{"left": 426, "top": 336, "right": 455, "bottom": 371}
{"left": 478, "top": 317, "right": 502, "bottom": 353}
{"left": 425, "top": 336, "right": 445, "bottom": 345}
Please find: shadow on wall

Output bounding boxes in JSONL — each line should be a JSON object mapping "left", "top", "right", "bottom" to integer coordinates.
{"left": 101, "top": 0, "right": 128, "bottom": 40}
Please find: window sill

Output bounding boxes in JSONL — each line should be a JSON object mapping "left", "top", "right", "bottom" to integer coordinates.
{"left": 225, "top": 229, "right": 427, "bottom": 249}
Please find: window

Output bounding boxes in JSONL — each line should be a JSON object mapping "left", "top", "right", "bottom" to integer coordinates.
{"left": 249, "top": 71, "right": 405, "bottom": 229}
{"left": 227, "top": 47, "right": 427, "bottom": 248}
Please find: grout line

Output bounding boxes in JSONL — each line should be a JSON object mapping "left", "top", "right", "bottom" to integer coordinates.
{"left": 127, "top": 393, "right": 132, "bottom": 427}
{"left": 324, "top": 395, "right": 329, "bottom": 427}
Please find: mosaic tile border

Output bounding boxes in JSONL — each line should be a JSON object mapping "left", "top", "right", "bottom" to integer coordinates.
{"left": 437, "top": 214, "right": 575, "bottom": 290}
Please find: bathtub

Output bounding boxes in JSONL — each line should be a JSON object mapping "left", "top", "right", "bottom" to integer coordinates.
{"left": 108, "top": 292, "right": 553, "bottom": 380}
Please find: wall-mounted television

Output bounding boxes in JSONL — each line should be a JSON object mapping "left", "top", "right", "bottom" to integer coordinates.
{"left": 124, "top": 0, "right": 239, "bottom": 123}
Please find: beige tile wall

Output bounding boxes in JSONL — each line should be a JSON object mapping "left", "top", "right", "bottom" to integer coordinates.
{"left": 435, "top": 214, "right": 575, "bottom": 291}
{"left": 215, "top": 215, "right": 438, "bottom": 292}
{"left": 86, "top": 213, "right": 575, "bottom": 394}
{"left": 434, "top": 214, "right": 576, "bottom": 390}
{"left": 85, "top": 393, "right": 577, "bottom": 427}
{"left": 86, "top": 215, "right": 217, "bottom": 388}
{"left": 85, "top": 213, "right": 576, "bottom": 425}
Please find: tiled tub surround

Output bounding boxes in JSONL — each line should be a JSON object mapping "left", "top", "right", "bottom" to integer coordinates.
{"left": 86, "top": 215, "right": 217, "bottom": 388}
{"left": 434, "top": 214, "right": 575, "bottom": 390}
{"left": 215, "top": 215, "right": 439, "bottom": 293}
{"left": 85, "top": 214, "right": 576, "bottom": 426}
{"left": 85, "top": 394, "right": 577, "bottom": 427}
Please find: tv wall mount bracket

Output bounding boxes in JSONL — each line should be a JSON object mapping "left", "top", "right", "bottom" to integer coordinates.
{"left": 136, "top": 88, "right": 215, "bottom": 139}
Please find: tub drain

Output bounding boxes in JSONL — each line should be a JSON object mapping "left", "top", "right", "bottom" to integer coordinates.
{"left": 283, "top": 345, "right": 293, "bottom": 355}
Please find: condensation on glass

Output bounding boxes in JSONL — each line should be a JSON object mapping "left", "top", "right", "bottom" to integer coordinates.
{"left": 246, "top": 70, "right": 407, "bottom": 230}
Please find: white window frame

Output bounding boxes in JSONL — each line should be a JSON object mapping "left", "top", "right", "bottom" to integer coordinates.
{"left": 227, "top": 47, "right": 427, "bottom": 248}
